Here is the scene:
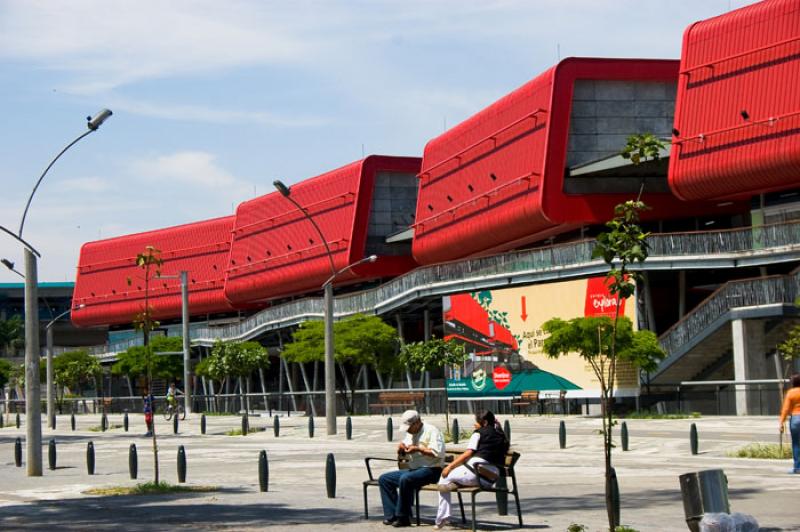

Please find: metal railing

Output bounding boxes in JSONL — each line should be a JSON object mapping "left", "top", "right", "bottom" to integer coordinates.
{"left": 62, "top": 220, "right": 800, "bottom": 357}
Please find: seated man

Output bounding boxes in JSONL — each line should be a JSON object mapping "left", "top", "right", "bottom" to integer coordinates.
{"left": 378, "top": 410, "right": 445, "bottom": 527}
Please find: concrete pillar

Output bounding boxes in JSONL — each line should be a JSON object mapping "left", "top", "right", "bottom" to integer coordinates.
{"left": 732, "top": 319, "right": 767, "bottom": 415}
{"left": 678, "top": 271, "right": 686, "bottom": 318}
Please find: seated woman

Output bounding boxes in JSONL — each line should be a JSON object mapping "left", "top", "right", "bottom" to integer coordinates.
{"left": 434, "top": 410, "right": 509, "bottom": 530}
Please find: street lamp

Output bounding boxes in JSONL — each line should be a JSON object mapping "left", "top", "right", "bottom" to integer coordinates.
{"left": 45, "top": 304, "right": 85, "bottom": 429}
{"left": 0, "top": 108, "right": 112, "bottom": 476}
{"left": 273, "top": 179, "right": 377, "bottom": 435}
{"left": 156, "top": 271, "right": 192, "bottom": 415}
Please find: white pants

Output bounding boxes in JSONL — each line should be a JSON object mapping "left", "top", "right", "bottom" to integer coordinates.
{"left": 436, "top": 459, "right": 497, "bottom": 525}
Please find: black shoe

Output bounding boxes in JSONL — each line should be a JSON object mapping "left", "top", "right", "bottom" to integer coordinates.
{"left": 382, "top": 518, "right": 396, "bottom": 526}
{"left": 392, "top": 518, "right": 411, "bottom": 528}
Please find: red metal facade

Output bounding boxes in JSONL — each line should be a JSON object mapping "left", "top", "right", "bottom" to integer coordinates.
{"left": 412, "top": 58, "right": 682, "bottom": 264}
{"left": 223, "top": 155, "right": 420, "bottom": 305}
{"left": 670, "top": 0, "right": 800, "bottom": 201}
{"left": 71, "top": 216, "right": 235, "bottom": 327}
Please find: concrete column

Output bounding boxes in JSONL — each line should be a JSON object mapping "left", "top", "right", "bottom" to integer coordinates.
{"left": 732, "top": 319, "right": 767, "bottom": 415}
{"left": 678, "top": 271, "right": 686, "bottom": 318}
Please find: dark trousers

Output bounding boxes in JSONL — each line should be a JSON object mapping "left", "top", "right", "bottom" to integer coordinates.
{"left": 379, "top": 467, "right": 442, "bottom": 520}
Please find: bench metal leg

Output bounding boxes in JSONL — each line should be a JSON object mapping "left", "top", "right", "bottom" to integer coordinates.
{"left": 514, "top": 489, "right": 523, "bottom": 526}
{"left": 363, "top": 484, "right": 369, "bottom": 519}
{"left": 457, "top": 492, "right": 466, "bottom": 523}
{"left": 471, "top": 492, "right": 478, "bottom": 532}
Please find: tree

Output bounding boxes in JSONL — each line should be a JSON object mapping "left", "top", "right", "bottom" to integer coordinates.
{"left": 196, "top": 339, "right": 269, "bottom": 413}
{"left": 0, "top": 315, "right": 24, "bottom": 356}
{"left": 281, "top": 314, "right": 399, "bottom": 414}
{"left": 0, "top": 358, "right": 12, "bottom": 389}
{"left": 399, "top": 338, "right": 468, "bottom": 427}
{"left": 112, "top": 336, "right": 184, "bottom": 382}
{"left": 128, "top": 245, "right": 163, "bottom": 484}
{"left": 52, "top": 350, "right": 101, "bottom": 409}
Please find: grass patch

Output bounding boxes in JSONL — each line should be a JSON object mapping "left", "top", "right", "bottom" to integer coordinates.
{"left": 624, "top": 411, "right": 701, "bottom": 420}
{"left": 200, "top": 412, "right": 237, "bottom": 416}
{"left": 727, "top": 443, "right": 793, "bottom": 459}
{"left": 224, "top": 427, "right": 264, "bottom": 436}
{"left": 85, "top": 481, "right": 218, "bottom": 496}
{"left": 88, "top": 424, "right": 124, "bottom": 432}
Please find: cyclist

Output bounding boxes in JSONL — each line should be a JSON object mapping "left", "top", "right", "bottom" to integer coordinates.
{"left": 166, "top": 382, "right": 183, "bottom": 413}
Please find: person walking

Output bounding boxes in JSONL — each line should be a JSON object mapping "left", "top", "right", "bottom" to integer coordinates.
{"left": 143, "top": 387, "right": 155, "bottom": 436}
{"left": 780, "top": 373, "right": 800, "bottom": 474}
{"left": 433, "top": 410, "right": 509, "bottom": 529}
{"left": 378, "top": 410, "right": 445, "bottom": 527}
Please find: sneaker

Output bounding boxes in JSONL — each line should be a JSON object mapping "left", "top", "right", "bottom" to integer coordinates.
{"left": 437, "top": 482, "right": 459, "bottom": 492}
{"left": 433, "top": 520, "right": 449, "bottom": 530}
{"left": 789, "top": 469, "right": 799, "bottom": 474}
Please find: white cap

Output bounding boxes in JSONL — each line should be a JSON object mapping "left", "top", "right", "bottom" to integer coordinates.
{"left": 400, "top": 410, "right": 420, "bottom": 430}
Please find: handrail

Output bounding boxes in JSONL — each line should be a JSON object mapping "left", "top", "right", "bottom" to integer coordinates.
{"left": 78, "top": 240, "right": 230, "bottom": 272}
{"left": 412, "top": 172, "right": 539, "bottom": 229}
{"left": 232, "top": 192, "right": 355, "bottom": 235}
{"left": 673, "top": 109, "right": 800, "bottom": 145}
{"left": 418, "top": 108, "right": 547, "bottom": 181}
{"left": 69, "top": 220, "right": 800, "bottom": 357}
{"left": 227, "top": 238, "right": 348, "bottom": 275}
{"left": 681, "top": 35, "right": 800, "bottom": 75}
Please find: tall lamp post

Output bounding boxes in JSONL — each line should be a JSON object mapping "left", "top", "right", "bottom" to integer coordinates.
{"left": 273, "top": 179, "right": 376, "bottom": 435}
{"left": 156, "top": 271, "right": 191, "bottom": 415}
{"left": 45, "top": 304, "right": 85, "bottom": 428}
{"left": 0, "top": 109, "right": 112, "bottom": 476}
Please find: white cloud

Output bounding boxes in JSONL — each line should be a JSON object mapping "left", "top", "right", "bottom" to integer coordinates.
{"left": 56, "top": 176, "right": 111, "bottom": 193}
{"left": 132, "top": 151, "right": 239, "bottom": 189}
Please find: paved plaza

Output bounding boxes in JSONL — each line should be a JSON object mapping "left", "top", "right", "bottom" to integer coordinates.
{"left": 0, "top": 413, "right": 797, "bottom": 531}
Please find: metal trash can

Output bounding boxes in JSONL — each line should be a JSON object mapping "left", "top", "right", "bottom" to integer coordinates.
{"left": 679, "top": 469, "right": 730, "bottom": 532}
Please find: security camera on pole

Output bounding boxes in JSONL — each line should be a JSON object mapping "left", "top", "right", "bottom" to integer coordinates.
{"left": 0, "top": 109, "right": 112, "bottom": 476}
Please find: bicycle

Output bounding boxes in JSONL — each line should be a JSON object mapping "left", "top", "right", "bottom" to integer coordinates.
{"left": 163, "top": 400, "right": 186, "bottom": 421}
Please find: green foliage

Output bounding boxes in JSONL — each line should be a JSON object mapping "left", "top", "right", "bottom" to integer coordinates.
{"left": 399, "top": 338, "right": 469, "bottom": 373}
{"left": 196, "top": 339, "right": 270, "bottom": 381}
{"left": 0, "top": 315, "right": 24, "bottom": 354}
{"left": 128, "top": 246, "right": 163, "bottom": 346}
{"left": 728, "top": 443, "right": 793, "bottom": 459}
{"left": 777, "top": 326, "right": 800, "bottom": 362}
{"left": 620, "top": 133, "right": 665, "bottom": 166}
{"left": 0, "top": 358, "right": 12, "bottom": 389}
{"left": 84, "top": 482, "right": 218, "bottom": 496}
{"left": 224, "top": 427, "right": 263, "bottom": 436}
{"left": 542, "top": 316, "right": 665, "bottom": 373}
{"left": 53, "top": 349, "right": 101, "bottom": 394}
{"left": 280, "top": 314, "right": 399, "bottom": 370}
{"left": 112, "top": 336, "right": 184, "bottom": 381}
{"left": 9, "top": 363, "right": 25, "bottom": 388}
{"left": 615, "top": 527, "right": 641, "bottom": 532}
{"left": 592, "top": 200, "right": 650, "bottom": 300}
{"left": 567, "top": 525, "right": 587, "bottom": 532}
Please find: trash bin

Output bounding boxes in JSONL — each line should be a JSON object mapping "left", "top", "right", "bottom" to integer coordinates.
{"left": 679, "top": 469, "right": 730, "bottom": 532}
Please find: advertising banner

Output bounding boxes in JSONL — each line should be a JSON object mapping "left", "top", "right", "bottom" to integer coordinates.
{"left": 444, "top": 275, "right": 639, "bottom": 399}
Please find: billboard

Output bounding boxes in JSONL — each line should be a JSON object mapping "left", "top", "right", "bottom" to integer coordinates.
{"left": 444, "top": 276, "right": 639, "bottom": 399}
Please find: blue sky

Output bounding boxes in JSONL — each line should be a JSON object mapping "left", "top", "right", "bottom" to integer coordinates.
{"left": 0, "top": 0, "right": 745, "bottom": 283}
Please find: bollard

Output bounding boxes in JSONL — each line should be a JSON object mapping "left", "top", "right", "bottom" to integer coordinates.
{"left": 16, "top": 412, "right": 20, "bottom": 429}
{"left": 52, "top": 415, "right": 56, "bottom": 430}
{"left": 242, "top": 414, "right": 249, "bottom": 436}
{"left": 325, "top": 453, "right": 336, "bottom": 499}
{"left": 452, "top": 418, "right": 459, "bottom": 444}
{"left": 173, "top": 413, "right": 179, "bottom": 435}
{"left": 200, "top": 414, "right": 206, "bottom": 435}
{"left": 48, "top": 439, "right": 57, "bottom": 470}
{"left": 559, "top": 420, "right": 566, "bottom": 449}
{"left": 308, "top": 416, "right": 314, "bottom": 438}
{"left": 495, "top": 473, "right": 508, "bottom": 515}
{"left": 0, "top": 412, "right": 3, "bottom": 428}
{"left": 690, "top": 423, "right": 698, "bottom": 455}
{"left": 177, "top": 445, "right": 187, "bottom": 483}
{"left": 621, "top": 422, "right": 629, "bottom": 451}
{"left": 287, "top": 408, "right": 290, "bottom": 418}
{"left": 273, "top": 415, "right": 280, "bottom": 437}
{"left": 124, "top": 413, "right": 129, "bottom": 432}
{"left": 14, "top": 437, "right": 22, "bottom": 467}
{"left": 129, "top": 444, "right": 138, "bottom": 479}
{"left": 609, "top": 467, "right": 620, "bottom": 527}
{"left": 258, "top": 450, "right": 269, "bottom": 492}
{"left": 346, "top": 416, "right": 352, "bottom": 440}
{"left": 71, "top": 413, "right": 76, "bottom": 431}
{"left": 86, "top": 441, "right": 95, "bottom": 475}
{"left": 504, "top": 419, "right": 511, "bottom": 443}
{"left": 386, "top": 417, "right": 393, "bottom": 442}
{"left": 101, "top": 413, "right": 108, "bottom": 432}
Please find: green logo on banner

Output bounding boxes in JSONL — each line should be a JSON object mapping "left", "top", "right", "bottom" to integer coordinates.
{"left": 471, "top": 368, "right": 487, "bottom": 391}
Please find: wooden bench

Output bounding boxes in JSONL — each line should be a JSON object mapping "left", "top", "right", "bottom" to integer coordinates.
{"left": 363, "top": 449, "right": 523, "bottom": 531}
{"left": 511, "top": 390, "right": 540, "bottom": 416}
{"left": 368, "top": 392, "right": 425, "bottom": 412}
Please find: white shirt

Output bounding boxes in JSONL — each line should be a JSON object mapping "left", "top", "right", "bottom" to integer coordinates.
{"left": 403, "top": 422, "right": 445, "bottom": 469}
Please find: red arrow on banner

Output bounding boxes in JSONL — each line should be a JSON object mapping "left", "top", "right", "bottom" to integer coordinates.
{"left": 520, "top": 296, "right": 528, "bottom": 321}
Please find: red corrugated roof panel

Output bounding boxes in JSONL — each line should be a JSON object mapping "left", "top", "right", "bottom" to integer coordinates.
{"left": 413, "top": 57, "right": 685, "bottom": 264}
{"left": 223, "top": 155, "right": 420, "bottom": 304}
{"left": 71, "top": 216, "right": 235, "bottom": 327}
{"left": 670, "top": 0, "right": 800, "bottom": 200}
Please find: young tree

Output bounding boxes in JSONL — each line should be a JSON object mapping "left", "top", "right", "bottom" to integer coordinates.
{"left": 196, "top": 339, "right": 270, "bottom": 413}
{"left": 128, "top": 245, "right": 163, "bottom": 484}
{"left": 0, "top": 316, "right": 24, "bottom": 356}
{"left": 0, "top": 359, "right": 12, "bottom": 389}
{"left": 52, "top": 349, "right": 102, "bottom": 408}
{"left": 398, "top": 338, "right": 468, "bottom": 427}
